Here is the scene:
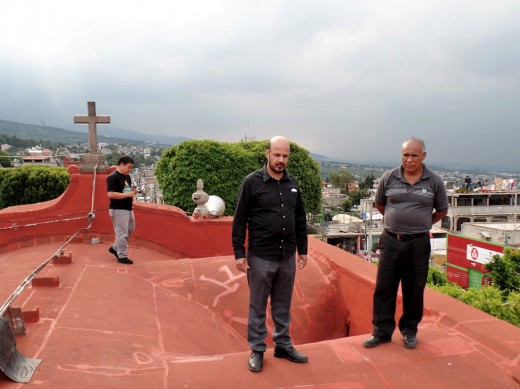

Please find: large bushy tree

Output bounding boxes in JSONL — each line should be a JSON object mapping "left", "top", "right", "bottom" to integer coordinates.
{"left": 156, "top": 140, "right": 321, "bottom": 216}
{"left": 0, "top": 165, "right": 70, "bottom": 209}
{"left": 156, "top": 140, "right": 258, "bottom": 215}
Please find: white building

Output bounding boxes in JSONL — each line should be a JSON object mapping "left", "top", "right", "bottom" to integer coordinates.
{"left": 461, "top": 222, "right": 520, "bottom": 247}
{"left": 444, "top": 190, "right": 520, "bottom": 232}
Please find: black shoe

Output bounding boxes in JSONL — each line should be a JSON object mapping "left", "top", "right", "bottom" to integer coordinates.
{"left": 403, "top": 335, "right": 418, "bottom": 349}
{"left": 108, "top": 246, "right": 119, "bottom": 259}
{"left": 363, "top": 336, "right": 391, "bottom": 348}
{"left": 117, "top": 257, "right": 134, "bottom": 265}
{"left": 248, "top": 351, "right": 263, "bottom": 372}
{"left": 274, "top": 346, "right": 308, "bottom": 363}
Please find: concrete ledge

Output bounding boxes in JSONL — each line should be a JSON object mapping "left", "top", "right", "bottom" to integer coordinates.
{"left": 32, "top": 276, "right": 60, "bottom": 287}
{"left": 52, "top": 251, "right": 72, "bottom": 265}
{"left": 22, "top": 307, "right": 40, "bottom": 323}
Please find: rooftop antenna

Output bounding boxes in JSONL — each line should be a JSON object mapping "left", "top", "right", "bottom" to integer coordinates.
{"left": 41, "top": 115, "right": 46, "bottom": 146}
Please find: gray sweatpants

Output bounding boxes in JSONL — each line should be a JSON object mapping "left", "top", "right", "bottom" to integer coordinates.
{"left": 247, "top": 253, "right": 296, "bottom": 352}
{"left": 109, "top": 209, "right": 135, "bottom": 259}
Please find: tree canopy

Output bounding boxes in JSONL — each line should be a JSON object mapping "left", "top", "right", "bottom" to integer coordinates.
{"left": 155, "top": 140, "right": 322, "bottom": 216}
{"left": 0, "top": 150, "right": 12, "bottom": 168}
{"left": 328, "top": 169, "right": 354, "bottom": 193}
{"left": 0, "top": 165, "right": 70, "bottom": 209}
{"left": 359, "top": 173, "right": 376, "bottom": 190}
{"left": 348, "top": 189, "right": 370, "bottom": 206}
{"left": 485, "top": 248, "right": 520, "bottom": 294}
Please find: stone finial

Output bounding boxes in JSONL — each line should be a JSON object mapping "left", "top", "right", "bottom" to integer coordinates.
{"left": 192, "top": 179, "right": 209, "bottom": 218}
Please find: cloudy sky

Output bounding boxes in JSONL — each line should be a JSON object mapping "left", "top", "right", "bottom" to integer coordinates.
{"left": 1, "top": 0, "right": 519, "bottom": 170}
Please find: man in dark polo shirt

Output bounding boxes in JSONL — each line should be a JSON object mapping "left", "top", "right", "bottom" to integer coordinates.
{"left": 232, "top": 136, "right": 308, "bottom": 373}
{"left": 363, "top": 137, "right": 448, "bottom": 349}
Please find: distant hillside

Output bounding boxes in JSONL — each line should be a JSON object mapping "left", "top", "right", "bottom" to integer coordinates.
{"left": 4, "top": 119, "right": 502, "bottom": 176}
{"left": 99, "top": 126, "right": 189, "bottom": 145}
{"left": 0, "top": 119, "right": 187, "bottom": 147}
{"left": 309, "top": 152, "right": 331, "bottom": 161}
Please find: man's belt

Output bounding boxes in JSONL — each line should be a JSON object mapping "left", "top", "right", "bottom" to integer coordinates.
{"left": 384, "top": 230, "right": 429, "bottom": 241}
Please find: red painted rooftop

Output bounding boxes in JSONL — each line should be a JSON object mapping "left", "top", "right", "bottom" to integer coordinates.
{"left": 0, "top": 167, "right": 519, "bottom": 388}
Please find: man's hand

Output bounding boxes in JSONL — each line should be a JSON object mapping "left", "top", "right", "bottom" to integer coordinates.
{"left": 297, "top": 255, "right": 307, "bottom": 269}
{"left": 236, "top": 258, "right": 248, "bottom": 273}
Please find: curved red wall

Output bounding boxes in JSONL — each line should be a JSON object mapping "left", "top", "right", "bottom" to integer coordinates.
{"left": 0, "top": 167, "right": 234, "bottom": 258}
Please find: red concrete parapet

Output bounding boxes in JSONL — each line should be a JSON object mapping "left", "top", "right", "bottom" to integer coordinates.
{"left": 0, "top": 170, "right": 234, "bottom": 259}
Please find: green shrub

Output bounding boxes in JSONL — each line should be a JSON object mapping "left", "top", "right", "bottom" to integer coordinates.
{"left": 156, "top": 140, "right": 322, "bottom": 215}
{"left": 429, "top": 283, "right": 466, "bottom": 300}
{"left": 427, "top": 266, "right": 449, "bottom": 286}
{"left": 485, "top": 249, "right": 520, "bottom": 294}
{"left": 429, "top": 279, "right": 520, "bottom": 327}
{"left": 0, "top": 165, "right": 70, "bottom": 209}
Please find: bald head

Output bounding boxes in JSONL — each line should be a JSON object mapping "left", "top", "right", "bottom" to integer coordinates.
{"left": 266, "top": 136, "right": 291, "bottom": 179}
{"left": 268, "top": 136, "right": 291, "bottom": 152}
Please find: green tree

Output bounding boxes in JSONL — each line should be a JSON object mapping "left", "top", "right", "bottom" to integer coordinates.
{"left": 156, "top": 140, "right": 258, "bottom": 215}
{"left": 0, "top": 150, "right": 12, "bottom": 167}
{"left": 484, "top": 249, "right": 520, "bottom": 294}
{"left": 348, "top": 189, "right": 370, "bottom": 206}
{"left": 0, "top": 165, "right": 70, "bottom": 209}
{"left": 341, "top": 198, "right": 353, "bottom": 212}
{"left": 328, "top": 169, "right": 354, "bottom": 193}
{"left": 156, "top": 140, "right": 321, "bottom": 216}
{"left": 359, "top": 174, "right": 376, "bottom": 190}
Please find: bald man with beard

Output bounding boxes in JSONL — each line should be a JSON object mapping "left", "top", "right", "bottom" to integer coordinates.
{"left": 232, "top": 136, "right": 309, "bottom": 373}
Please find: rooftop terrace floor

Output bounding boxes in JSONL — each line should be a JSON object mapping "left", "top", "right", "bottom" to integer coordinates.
{"left": 1, "top": 239, "right": 519, "bottom": 388}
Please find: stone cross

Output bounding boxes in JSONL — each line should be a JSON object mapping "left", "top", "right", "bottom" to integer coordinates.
{"left": 73, "top": 101, "right": 110, "bottom": 154}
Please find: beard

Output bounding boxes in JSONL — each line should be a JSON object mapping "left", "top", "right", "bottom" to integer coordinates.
{"left": 269, "top": 160, "right": 286, "bottom": 173}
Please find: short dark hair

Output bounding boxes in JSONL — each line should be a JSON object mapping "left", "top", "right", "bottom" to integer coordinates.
{"left": 117, "top": 156, "right": 134, "bottom": 165}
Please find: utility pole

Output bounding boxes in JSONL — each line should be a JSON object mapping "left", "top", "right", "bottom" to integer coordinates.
{"left": 41, "top": 115, "right": 46, "bottom": 146}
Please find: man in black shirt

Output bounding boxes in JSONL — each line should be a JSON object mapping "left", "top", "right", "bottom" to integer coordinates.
{"left": 106, "top": 156, "right": 137, "bottom": 265}
{"left": 232, "top": 136, "right": 308, "bottom": 373}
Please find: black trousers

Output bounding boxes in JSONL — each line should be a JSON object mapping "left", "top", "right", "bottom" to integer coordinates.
{"left": 246, "top": 253, "right": 296, "bottom": 352}
{"left": 372, "top": 231, "right": 431, "bottom": 338}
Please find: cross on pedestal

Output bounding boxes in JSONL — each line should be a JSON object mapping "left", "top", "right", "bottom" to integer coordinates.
{"left": 73, "top": 101, "right": 110, "bottom": 154}
{"left": 73, "top": 101, "right": 110, "bottom": 172}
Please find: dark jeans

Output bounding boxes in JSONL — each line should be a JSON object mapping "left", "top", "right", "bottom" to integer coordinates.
{"left": 372, "top": 231, "right": 431, "bottom": 338}
{"left": 246, "top": 253, "right": 296, "bottom": 352}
